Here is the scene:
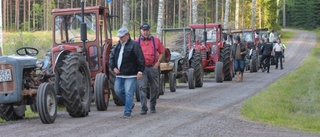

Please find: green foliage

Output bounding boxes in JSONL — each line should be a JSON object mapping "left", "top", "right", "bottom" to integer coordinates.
{"left": 3, "top": 32, "right": 52, "bottom": 59}
{"left": 242, "top": 30, "right": 320, "bottom": 133}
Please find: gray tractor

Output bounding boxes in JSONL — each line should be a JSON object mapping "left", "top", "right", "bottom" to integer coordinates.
{"left": 0, "top": 47, "right": 57, "bottom": 124}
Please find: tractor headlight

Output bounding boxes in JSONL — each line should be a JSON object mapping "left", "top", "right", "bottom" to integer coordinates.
{"left": 211, "top": 45, "right": 217, "bottom": 54}
{"left": 36, "top": 60, "right": 44, "bottom": 68}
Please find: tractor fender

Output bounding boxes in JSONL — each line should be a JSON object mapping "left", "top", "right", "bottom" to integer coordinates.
{"left": 54, "top": 50, "right": 71, "bottom": 75}
{"left": 188, "top": 48, "right": 194, "bottom": 60}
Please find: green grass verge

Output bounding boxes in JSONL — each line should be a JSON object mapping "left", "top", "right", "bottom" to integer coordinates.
{"left": 241, "top": 29, "right": 320, "bottom": 133}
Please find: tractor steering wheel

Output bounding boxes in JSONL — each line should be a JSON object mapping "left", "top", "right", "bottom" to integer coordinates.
{"left": 16, "top": 47, "right": 39, "bottom": 56}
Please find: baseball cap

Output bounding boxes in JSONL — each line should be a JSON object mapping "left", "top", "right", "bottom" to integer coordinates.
{"left": 116, "top": 28, "right": 129, "bottom": 37}
{"left": 141, "top": 23, "right": 150, "bottom": 30}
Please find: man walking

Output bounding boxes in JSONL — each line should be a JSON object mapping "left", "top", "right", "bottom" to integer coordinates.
{"left": 261, "top": 38, "right": 273, "bottom": 73}
{"left": 109, "top": 28, "right": 145, "bottom": 118}
{"left": 273, "top": 39, "right": 284, "bottom": 69}
{"left": 231, "top": 35, "right": 247, "bottom": 82}
{"left": 136, "top": 23, "right": 165, "bottom": 115}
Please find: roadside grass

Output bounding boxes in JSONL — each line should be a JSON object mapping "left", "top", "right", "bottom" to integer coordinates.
{"left": 241, "top": 29, "right": 320, "bottom": 133}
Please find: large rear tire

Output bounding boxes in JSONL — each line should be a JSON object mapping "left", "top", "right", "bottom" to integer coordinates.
{"left": 59, "top": 53, "right": 92, "bottom": 117}
{"left": 94, "top": 73, "right": 109, "bottom": 111}
{"left": 250, "top": 50, "right": 258, "bottom": 72}
{"left": 0, "top": 105, "right": 25, "bottom": 121}
{"left": 222, "top": 45, "right": 232, "bottom": 81}
{"left": 37, "top": 83, "right": 57, "bottom": 124}
{"left": 108, "top": 68, "right": 124, "bottom": 106}
{"left": 187, "top": 68, "right": 195, "bottom": 89}
{"left": 215, "top": 61, "right": 224, "bottom": 83}
{"left": 190, "top": 52, "right": 203, "bottom": 87}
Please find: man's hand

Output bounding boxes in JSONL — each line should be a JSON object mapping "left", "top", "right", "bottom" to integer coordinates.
{"left": 153, "top": 61, "right": 160, "bottom": 69}
{"left": 230, "top": 58, "right": 233, "bottom": 61}
{"left": 137, "top": 72, "right": 143, "bottom": 80}
{"left": 113, "top": 68, "right": 120, "bottom": 75}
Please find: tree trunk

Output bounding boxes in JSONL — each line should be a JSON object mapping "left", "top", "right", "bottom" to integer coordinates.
{"left": 251, "top": 0, "right": 256, "bottom": 30}
{"left": 178, "top": 0, "right": 181, "bottom": 27}
{"left": 15, "top": 0, "right": 19, "bottom": 31}
{"left": 28, "top": 0, "right": 30, "bottom": 31}
{"left": 283, "top": 0, "right": 286, "bottom": 27}
{"left": 3, "top": 0, "right": 6, "bottom": 31}
{"left": 215, "top": 0, "right": 218, "bottom": 23}
{"left": 141, "top": 0, "right": 143, "bottom": 24}
{"left": 0, "top": 0, "right": 3, "bottom": 56}
{"left": 192, "top": 0, "right": 198, "bottom": 24}
{"left": 156, "top": 0, "right": 164, "bottom": 39}
{"left": 235, "top": 0, "right": 239, "bottom": 29}
{"left": 223, "top": 0, "right": 230, "bottom": 29}
{"left": 122, "top": 0, "right": 130, "bottom": 28}
{"left": 23, "top": 0, "right": 26, "bottom": 31}
{"left": 33, "top": 0, "right": 35, "bottom": 29}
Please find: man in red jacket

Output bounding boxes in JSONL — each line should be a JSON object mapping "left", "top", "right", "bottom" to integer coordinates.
{"left": 136, "top": 23, "right": 165, "bottom": 115}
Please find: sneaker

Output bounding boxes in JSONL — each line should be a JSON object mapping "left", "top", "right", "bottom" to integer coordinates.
{"left": 123, "top": 114, "right": 131, "bottom": 119}
{"left": 140, "top": 110, "right": 147, "bottom": 115}
{"left": 150, "top": 110, "right": 156, "bottom": 113}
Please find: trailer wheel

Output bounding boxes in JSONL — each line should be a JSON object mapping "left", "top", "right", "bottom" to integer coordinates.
{"left": 188, "top": 68, "right": 195, "bottom": 89}
{"left": 95, "top": 73, "right": 109, "bottom": 111}
{"left": 37, "top": 83, "right": 57, "bottom": 124}
{"left": 169, "top": 71, "right": 176, "bottom": 92}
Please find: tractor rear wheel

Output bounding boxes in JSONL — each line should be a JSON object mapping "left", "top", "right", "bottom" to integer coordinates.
{"left": 0, "top": 105, "right": 25, "bottom": 121}
{"left": 94, "top": 73, "right": 109, "bottom": 111}
{"left": 190, "top": 52, "right": 203, "bottom": 87}
{"left": 215, "top": 61, "right": 224, "bottom": 83}
{"left": 222, "top": 45, "right": 232, "bottom": 81}
{"left": 59, "top": 53, "right": 92, "bottom": 117}
{"left": 187, "top": 68, "right": 195, "bottom": 89}
{"left": 108, "top": 68, "right": 124, "bottom": 106}
{"left": 250, "top": 50, "right": 258, "bottom": 72}
{"left": 37, "top": 83, "right": 57, "bottom": 124}
{"left": 169, "top": 71, "right": 176, "bottom": 92}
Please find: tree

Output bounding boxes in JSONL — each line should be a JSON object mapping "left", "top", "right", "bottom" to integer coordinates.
{"left": 0, "top": 0, "right": 2, "bottom": 55}
{"left": 223, "top": 0, "right": 230, "bottom": 29}
{"left": 251, "top": 0, "right": 256, "bottom": 30}
{"left": 235, "top": 0, "right": 239, "bottom": 29}
{"left": 122, "top": 0, "right": 130, "bottom": 28}
{"left": 156, "top": 0, "right": 164, "bottom": 39}
{"left": 192, "top": 0, "right": 198, "bottom": 24}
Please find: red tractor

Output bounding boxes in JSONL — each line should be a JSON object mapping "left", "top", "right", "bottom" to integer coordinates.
{"left": 231, "top": 29, "right": 259, "bottom": 72}
{"left": 188, "top": 23, "right": 233, "bottom": 82}
{"left": 49, "top": 5, "right": 113, "bottom": 116}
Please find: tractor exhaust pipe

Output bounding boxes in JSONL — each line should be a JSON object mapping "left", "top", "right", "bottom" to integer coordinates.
{"left": 80, "top": 0, "right": 87, "bottom": 55}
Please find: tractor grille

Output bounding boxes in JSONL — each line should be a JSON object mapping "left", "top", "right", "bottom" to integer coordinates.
{"left": 0, "top": 64, "right": 15, "bottom": 93}
{"left": 201, "top": 51, "right": 207, "bottom": 60}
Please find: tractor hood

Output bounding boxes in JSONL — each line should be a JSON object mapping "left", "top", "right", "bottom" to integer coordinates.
{"left": 170, "top": 52, "right": 183, "bottom": 61}
{"left": 0, "top": 55, "right": 37, "bottom": 68}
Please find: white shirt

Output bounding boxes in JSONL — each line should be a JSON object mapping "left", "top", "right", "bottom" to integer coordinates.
{"left": 269, "top": 32, "right": 275, "bottom": 42}
{"left": 273, "top": 43, "right": 283, "bottom": 52}
{"left": 117, "top": 41, "right": 127, "bottom": 69}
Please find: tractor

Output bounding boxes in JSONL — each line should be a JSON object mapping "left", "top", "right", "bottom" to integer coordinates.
{"left": 188, "top": 23, "right": 232, "bottom": 82}
{"left": 0, "top": 4, "right": 114, "bottom": 124}
{"left": 231, "top": 29, "right": 259, "bottom": 72}
{"left": 159, "top": 27, "right": 201, "bottom": 90}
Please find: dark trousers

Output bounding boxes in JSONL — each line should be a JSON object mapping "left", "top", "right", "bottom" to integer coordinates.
{"left": 275, "top": 51, "right": 283, "bottom": 69}
{"left": 261, "top": 55, "right": 271, "bottom": 72}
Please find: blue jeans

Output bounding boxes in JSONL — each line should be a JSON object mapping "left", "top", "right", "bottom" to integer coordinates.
{"left": 114, "top": 77, "right": 137, "bottom": 116}
{"left": 234, "top": 59, "right": 245, "bottom": 72}
{"left": 138, "top": 66, "right": 159, "bottom": 112}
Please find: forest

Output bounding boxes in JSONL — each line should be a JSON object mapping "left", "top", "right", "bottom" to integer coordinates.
{"left": 1, "top": 0, "right": 319, "bottom": 32}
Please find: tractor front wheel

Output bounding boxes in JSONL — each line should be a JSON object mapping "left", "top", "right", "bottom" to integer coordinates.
{"left": 37, "top": 83, "right": 57, "bottom": 124}
{"left": 94, "top": 73, "right": 109, "bottom": 111}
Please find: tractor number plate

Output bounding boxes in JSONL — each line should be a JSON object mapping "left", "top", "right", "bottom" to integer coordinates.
{"left": 0, "top": 69, "right": 12, "bottom": 82}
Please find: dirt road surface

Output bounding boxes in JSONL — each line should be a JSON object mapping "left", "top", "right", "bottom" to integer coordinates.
{"left": 0, "top": 30, "right": 319, "bottom": 137}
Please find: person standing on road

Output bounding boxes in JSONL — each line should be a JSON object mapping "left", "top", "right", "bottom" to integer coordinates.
{"left": 231, "top": 35, "right": 247, "bottom": 82}
{"left": 109, "top": 27, "right": 145, "bottom": 118}
{"left": 257, "top": 39, "right": 264, "bottom": 69}
{"left": 260, "top": 38, "right": 273, "bottom": 73}
{"left": 136, "top": 23, "right": 165, "bottom": 115}
{"left": 273, "top": 39, "right": 284, "bottom": 69}
{"left": 269, "top": 30, "right": 276, "bottom": 43}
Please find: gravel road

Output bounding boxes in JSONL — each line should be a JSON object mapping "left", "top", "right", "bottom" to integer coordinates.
{"left": 0, "top": 29, "right": 318, "bottom": 137}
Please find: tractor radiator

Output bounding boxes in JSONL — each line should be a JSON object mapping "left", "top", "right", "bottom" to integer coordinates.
{"left": 0, "top": 64, "right": 15, "bottom": 93}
